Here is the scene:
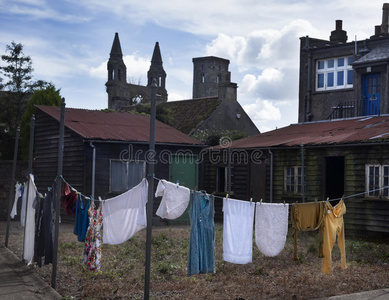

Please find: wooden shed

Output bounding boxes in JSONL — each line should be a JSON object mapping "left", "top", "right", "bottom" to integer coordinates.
{"left": 204, "top": 115, "right": 389, "bottom": 238}
{"left": 33, "top": 105, "right": 204, "bottom": 223}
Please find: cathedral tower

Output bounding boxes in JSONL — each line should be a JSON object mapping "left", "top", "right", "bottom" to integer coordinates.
{"left": 192, "top": 56, "right": 233, "bottom": 99}
{"left": 106, "top": 34, "right": 167, "bottom": 110}
{"left": 147, "top": 42, "right": 168, "bottom": 102}
{"left": 106, "top": 33, "right": 128, "bottom": 109}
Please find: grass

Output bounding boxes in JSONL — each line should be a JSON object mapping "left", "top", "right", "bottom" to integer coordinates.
{"left": 3, "top": 223, "right": 389, "bottom": 299}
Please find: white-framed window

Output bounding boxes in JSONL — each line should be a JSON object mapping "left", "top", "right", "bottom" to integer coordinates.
{"left": 110, "top": 160, "right": 145, "bottom": 193}
{"left": 365, "top": 164, "right": 389, "bottom": 198}
{"left": 285, "top": 166, "right": 305, "bottom": 194}
{"left": 316, "top": 56, "right": 353, "bottom": 91}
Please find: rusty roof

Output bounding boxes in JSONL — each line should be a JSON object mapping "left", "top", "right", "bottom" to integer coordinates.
{"left": 36, "top": 105, "right": 202, "bottom": 145}
{"left": 217, "top": 115, "right": 389, "bottom": 149}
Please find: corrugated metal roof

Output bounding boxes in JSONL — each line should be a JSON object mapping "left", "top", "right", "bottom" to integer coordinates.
{"left": 218, "top": 115, "right": 389, "bottom": 149}
{"left": 36, "top": 105, "right": 203, "bottom": 145}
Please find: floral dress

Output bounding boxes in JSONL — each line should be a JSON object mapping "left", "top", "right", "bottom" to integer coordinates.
{"left": 83, "top": 203, "right": 103, "bottom": 271}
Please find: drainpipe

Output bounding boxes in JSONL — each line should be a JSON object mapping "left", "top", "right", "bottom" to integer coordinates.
{"left": 301, "top": 143, "right": 305, "bottom": 203}
{"left": 89, "top": 142, "right": 96, "bottom": 200}
{"left": 268, "top": 148, "right": 273, "bottom": 203}
{"left": 305, "top": 36, "right": 312, "bottom": 122}
{"left": 227, "top": 148, "right": 231, "bottom": 195}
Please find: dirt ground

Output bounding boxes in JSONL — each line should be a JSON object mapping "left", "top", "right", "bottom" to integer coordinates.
{"left": 2, "top": 221, "right": 389, "bottom": 300}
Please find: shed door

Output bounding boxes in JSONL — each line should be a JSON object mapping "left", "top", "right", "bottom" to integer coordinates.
{"left": 169, "top": 154, "right": 198, "bottom": 223}
{"left": 325, "top": 156, "right": 344, "bottom": 201}
{"left": 363, "top": 73, "right": 381, "bottom": 116}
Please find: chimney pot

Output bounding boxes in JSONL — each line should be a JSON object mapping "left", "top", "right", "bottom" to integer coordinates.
{"left": 336, "top": 20, "right": 343, "bottom": 30}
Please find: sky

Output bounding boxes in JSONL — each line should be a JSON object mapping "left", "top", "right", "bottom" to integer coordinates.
{"left": 0, "top": 0, "right": 386, "bottom": 133}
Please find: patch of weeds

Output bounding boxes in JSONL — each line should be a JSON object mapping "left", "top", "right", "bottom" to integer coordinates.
{"left": 60, "top": 242, "right": 76, "bottom": 250}
{"left": 152, "top": 232, "right": 168, "bottom": 247}
{"left": 306, "top": 242, "right": 317, "bottom": 255}
{"left": 298, "top": 253, "right": 304, "bottom": 263}
{"left": 62, "top": 255, "right": 80, "bottom": 267}
{"left": 155, "top": 261, "right": 180, "bottom": 279}
{"left": 252, "top": 266, "right": 265, "bottom": 276}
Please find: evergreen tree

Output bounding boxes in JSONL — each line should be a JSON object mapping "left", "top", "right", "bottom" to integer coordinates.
{"left": 0, "top": 42, "right": 48, "bottom": 159}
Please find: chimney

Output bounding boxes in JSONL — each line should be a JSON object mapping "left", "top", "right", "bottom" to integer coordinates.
{"left": 381, "top": 3, "right": 389, "bottom": 34}
{"left": 375, "top": 25, "right": 381, "bottom": 36}
{"left": 330, "top": 20, "right": 348, "bottom": 43}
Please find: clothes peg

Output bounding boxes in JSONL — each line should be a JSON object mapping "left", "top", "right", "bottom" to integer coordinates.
{"left": 250, "top": 197, "right": 253, "bottom": 205}
{"left": 176, "top": 180, "right": 179, "bottom": 188}
{"left": 283, "top": 201, "right": 286, "bottom": 206}
{"left": 260, "top": 199, "right": 263, "bottom": 205}
{"left": 226, "top": 194, "right": 229, "bottom": 201}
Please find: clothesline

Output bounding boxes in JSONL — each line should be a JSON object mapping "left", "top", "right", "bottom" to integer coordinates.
{"left": 57, "top": 175, "right": 91, "bottom": 201}
{"left": 40, "top": 174, "right": 389, "bottom": 204}
{"left": 151, "top": 175, "right": 389, "bottom": 204}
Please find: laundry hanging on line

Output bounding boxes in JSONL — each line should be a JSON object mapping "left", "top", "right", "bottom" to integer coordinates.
{"left": 255, "top": 202, "right": 289, "bottom": 257}
{"left": 155, "top": 179, "right": 191, "bottom": 220}
{"left": 102, "top": 178, "right": 148, "bottom": 245}
{"left": 223, "top": 197, "right": 255, "bottom": 264}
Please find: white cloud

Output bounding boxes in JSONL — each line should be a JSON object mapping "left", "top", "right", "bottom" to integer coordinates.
{"left": 244, "top": 99, "right": 281, "bottom": 122}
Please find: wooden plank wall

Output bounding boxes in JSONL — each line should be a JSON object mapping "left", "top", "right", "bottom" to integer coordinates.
{"left": 34, "top": 109, "right": 85, "bottom": 193}
{"left": 270, "top": 145, "right": 389, "bottom": 238}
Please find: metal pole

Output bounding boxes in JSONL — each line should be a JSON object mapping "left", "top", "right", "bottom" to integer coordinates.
{"left": 227, "top": 148, "right": 231, "bottom": 195}
{"left": 89, "top": 142, "right": 96, "bottom": 199}
{"left": 144, "top": 79, "right": 157, "bottom": 300}
{"left": 5, "top": 127, "right": 20, "bottom": 247}
{"left": 52, "top": 98, "right": 65, "bottom": 289}
{"left": 301, "top": 143, "right": 305, "bottom": 203}
{"left": 268, "top": 148, "right": 273, "bottom": 203}
{"left": 22, "top": 115, "right": 35, "bottom": 260}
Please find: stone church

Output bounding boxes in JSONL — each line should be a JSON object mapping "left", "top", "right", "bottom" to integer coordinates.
{"left": 106, "top": 33, "right": 260, "bottom": 137}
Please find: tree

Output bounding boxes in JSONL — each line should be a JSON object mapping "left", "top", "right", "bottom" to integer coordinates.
{"left": 133, "top": 103, "right": 175, "bottom": 126}
{"left": 20, "top": 83, "right": 62, "bottom": 160}
{"left": 0, "top": 42, "right": 48, "bottom": 159}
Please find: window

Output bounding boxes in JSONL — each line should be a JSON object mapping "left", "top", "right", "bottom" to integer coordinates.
{"left": 316, "top": 56, "right": 353, "bottom": 91}
{"left": 285, "top": 166, "right": 305, "bottom": 194}
{"left": 216, "top": 166, "right": 234, "bottom": 193}
{"left": 365, "top": 164, "right": 389, "bottom": 198}
{"left": 110, "top": 160, "right": 145, "bottom": 193}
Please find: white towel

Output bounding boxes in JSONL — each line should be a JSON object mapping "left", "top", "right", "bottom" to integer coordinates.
{"left": 102, "top": 178, "right": 148, "bottom": 245}
{"left": 223, "top": 198, "right": 255, "bottom": 264}
{"left": 155, "top": 180, "right": 190, "bottom": 220}
{"left": 255, "top": 202, "right": 289, "bottom": 257}
{"left": 10, "top": 183, "right": 22, "bottom": 219}
{"left": 23, "top": 175, "right": 37, "bottom": 265}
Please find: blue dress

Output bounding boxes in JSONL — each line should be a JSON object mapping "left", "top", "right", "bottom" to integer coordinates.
{"left": 187, "top": 191, "right": 215, "bottom": 276}
{"left": 73, "top": 194, "right": 90, "bottom": 242}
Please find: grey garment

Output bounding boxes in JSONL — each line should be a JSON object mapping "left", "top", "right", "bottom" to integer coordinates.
{"left": 187, "top": 191, "right": 215, "bottom": 276}
{"left": 42, "top": 183, "right": 56, "bottom": 265}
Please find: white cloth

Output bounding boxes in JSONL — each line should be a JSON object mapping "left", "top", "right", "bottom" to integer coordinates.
{"left": 255, "top": 202, "right": 289, "bottom": 257}
{"left": 155, "top": 179, "right": 190, "bottom": 220}
{"left": 223, "top": 198, "right": 255, "bottom": 264}
{"left": 20, "top": 183, "right": 28, "bottom": 227}
{"left": 23, "top": 175, "right": 37, "bottom": 265}
{"left": 102, "top": 178, "right": 148, "bottom": 245}
{"left": 10, "top": 183, "right": 22, "bottom": 219}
